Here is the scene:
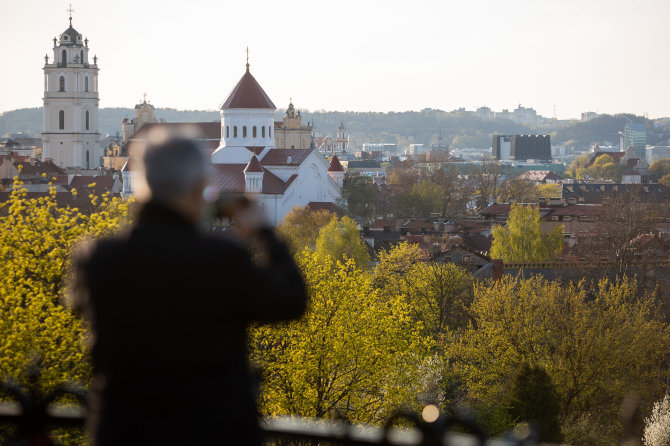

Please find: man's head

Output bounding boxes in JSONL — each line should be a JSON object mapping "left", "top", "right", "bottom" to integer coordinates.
{"left": 133, "top": 130, "right": 209, "bottom": 222}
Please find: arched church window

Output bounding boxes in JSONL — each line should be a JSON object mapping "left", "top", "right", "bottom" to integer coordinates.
{"left": 234, "top": 126, "right": 238, "bottom": 138}
{"left": 80, "top": 50, "right": 83, "bottom": 64}
{"left": 86, "top": 151, "right": 90, "bottom": 169}
{"left": 253, "top": 126, "right": 257, "bottom": 138}
{"left": 61, "top": 50, "right": 67, "bottom": 66}
{"left": 226, "top": 126, "right": 229, "bottom": 138}
{"left": 85, "top": 77, "right": 89, "bottom": 92}
{"left": 59, "top": 76, "right": 65, "bottom": 92}
{"left": 262, "top": 127, "right": 265, "bottom": 138}
{"left": 243, "top": 126, "right": 247, "bottom": 138}
{"left": 59, "top": 110, "right": 65, "bottom": 130}
{"left": 86, "top": 111, "right": 90, "bottom": 130}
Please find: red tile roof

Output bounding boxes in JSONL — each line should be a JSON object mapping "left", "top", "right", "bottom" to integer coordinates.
{"left": 210, "top": 164, "right": 245, "bottom": 192}
{"left": 220, "top": 70, "right": 276, "bottom": 110}
{"left": 70, "top": 175, "right": 115, "bottom": 192}
{"left": 210, "top": 164, "right": 296, "bottom": 195}
{"left": 129, "top": 122, "right": 221, "bottom": 141}
{"left": 261, "top": 149, "right": 312, "bottom": 166}
{"left": 328, "top": 155, "right": 344, "bottom": 172}
{"left": 244, "top": 155, "right": 263, "bottom": 173}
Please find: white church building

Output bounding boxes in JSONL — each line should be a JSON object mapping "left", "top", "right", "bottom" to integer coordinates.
{"left": 122, "top": 62, "right": 343, "bottom": 226}
{"left": 42, "top": 15, "right": 102, "bottom": 169}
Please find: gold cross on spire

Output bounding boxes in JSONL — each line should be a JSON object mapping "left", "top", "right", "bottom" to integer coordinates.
{"left": 246, "top": 47, "right": 250, "bottom": 72}
{"left": 68, "top": 4, "right": 74, "bottom": 26}
{"left": 143, "top": 92, "right": 147, "bottom": 103}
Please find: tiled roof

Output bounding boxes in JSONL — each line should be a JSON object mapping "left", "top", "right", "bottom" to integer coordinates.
{"left": 210, "top": 164, "right": 296, "bottom": 194}
{"left": 15, "top": 160, "right": 65, "bottom": 176}
{"left": 261, "top": 149, "right": 312, "bottom": 166}
{"left": 70, "top": 175, "right": 115, "bottom": 192}
{"left": 210, "top": 164, "right": 246, "bottom": 192}
{"left": 328, "top": 155, "right": 344, "bottom": 172}
{"left": 129, "top": 122, "right": 221, "bottom": 141}
{"left": 243, "top": 155, "right": 263, "bottom": 173}
{"left": 220, "top": 70, "right": 276, "bottom": 110}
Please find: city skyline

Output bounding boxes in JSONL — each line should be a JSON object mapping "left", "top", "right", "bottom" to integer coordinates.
{"left": 2, "top": 0, "right": 670, "bottom": 120}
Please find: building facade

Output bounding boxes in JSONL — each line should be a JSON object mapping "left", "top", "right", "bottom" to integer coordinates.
{"left": 273, "top": 101, "right": 313, "bottom": 149}
{"left": 42, "top": 15, "right": 101, "bottom": 169}
{"left": 493, "top": 134, "right": 551, "bottom": 161}
{"left": 623, "top": 123, "right": 646, "bottom": 160}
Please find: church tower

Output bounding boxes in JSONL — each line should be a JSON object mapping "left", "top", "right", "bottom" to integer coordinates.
{"left": 211, "top": 53, "right": 276, "bottom": 165}
{"left": 335, "top": 121, "right": 348, "bottom": 154}
{"left": 42, "top": 8, "right": 101, "bottom": 169}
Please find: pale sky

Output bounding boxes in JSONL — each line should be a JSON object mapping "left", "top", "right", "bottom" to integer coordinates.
{"left": 2, "top": 0, "right": 669, "bottom": 119}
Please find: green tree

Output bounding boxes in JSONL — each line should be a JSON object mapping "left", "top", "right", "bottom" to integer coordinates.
{"left": 408, "top": 179, "right": 443, "bottom": 217}
{"left": 447, "top": 275, "right": 670, "bottom": 441}
{"left": 649, "top": 158, "right": 670, "bottom": 177}
{"left": 566, "top": 153, "right": 591, "bottom": 179}
{"left": 586, "top": 154, "right": 622, "bottom": 181}
{"left": 250, "top": 251, "right": 431, "bottom": 423}
{"left": 341, "top": 171, "right": 375, "bottom": 221}
{"left": 315, "top": 215, "right": 370, "bottom": 268}
{"left": 505, "top": 364, "right": 562, "bottom": 443}
{"left": 276, "top": 206, "right": 334, "bottom": 254}
{"left": 0, "top": 180, "right": 132, "bottom": 444}
{"left": 490, "top": 203, "right": 563, "bottom": 262}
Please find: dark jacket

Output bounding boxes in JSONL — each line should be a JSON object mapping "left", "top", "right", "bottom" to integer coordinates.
{"left": 71, "top": 201, "right": 307, "bottom": 445}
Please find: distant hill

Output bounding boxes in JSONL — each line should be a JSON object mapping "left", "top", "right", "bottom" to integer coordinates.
{"left": 2, "top": 107, "right": 668, "bottom": 150}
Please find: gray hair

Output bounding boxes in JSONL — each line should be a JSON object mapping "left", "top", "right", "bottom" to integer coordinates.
{"left": 133, "top": 129, "right": 209, "bottom": 204}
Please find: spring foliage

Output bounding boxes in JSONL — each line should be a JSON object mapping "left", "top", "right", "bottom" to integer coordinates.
{"left": 250, "top": 251, "right": 431, "bottom": 423}
{"left": 447, "top": 275, "right": 670, "bottom": 437}
{"left": 490, "top": 203, "right": 563, "bottom": 262}
{"left": 644, "top": 395, "right": 670, "bottom": 446}
{"left": 0, "top": 179, "right": 132, "bottom": 393}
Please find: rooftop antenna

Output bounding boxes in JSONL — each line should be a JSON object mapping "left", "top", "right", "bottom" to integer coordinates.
{"left": 67, "top": 4, "right": 74, "bottom": 26}
{"left": 246, "top": 47, "right": 250, "bottom": 72}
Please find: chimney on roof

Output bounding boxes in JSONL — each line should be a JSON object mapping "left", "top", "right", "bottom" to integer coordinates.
{"left": 493, "top": 259, "right": 503, "bottom": 280}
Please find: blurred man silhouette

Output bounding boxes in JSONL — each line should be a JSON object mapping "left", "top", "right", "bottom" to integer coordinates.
{"left": 71, "top": 131, "right": 306, "bottom": 445}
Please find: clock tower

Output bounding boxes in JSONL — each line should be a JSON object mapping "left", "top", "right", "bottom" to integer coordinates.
{"left": 42, "top": 9, "right": 101, "bottom": 169}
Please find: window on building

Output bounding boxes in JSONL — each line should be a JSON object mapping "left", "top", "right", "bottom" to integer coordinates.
{"left": 80, "top": 50, "right": 83, "bottom": 64}
{"left": 262, "top": 126, "right": 265, "bottom": 138}
{"left": 85, "top": 77, "right": 89, "bottom": 92}
{"left": 234, "top": 126, "right": 237, "bottom": 138}
{"left": 243, "top": 126, "right": 247, "bottom": 138}
{"left": 226, "top": 126, "right": 229, "bottom": 138}
{"left": 269, "top": 126, "right": 272, "bottom": 137}
{"left": 59, "top": 110, "right": 64, "bottom": 130}
{"left": 86, "top": 150, "right": 90, "bottom": 169}
{"left": 59, "top": 76, "right": 65, "bottom": 92}
{"left": 253, "top": 126, "right": 257, "bottom": 138}
{"left": 85, "top": 111, "right": 89, "bottom": 130}
{"left": 61, "top": 50, "right": 67, "bottom": 66}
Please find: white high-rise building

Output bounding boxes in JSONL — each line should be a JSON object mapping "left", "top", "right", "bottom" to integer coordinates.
{"left": 42, "top": 13, "right": 101, "bottom": 168}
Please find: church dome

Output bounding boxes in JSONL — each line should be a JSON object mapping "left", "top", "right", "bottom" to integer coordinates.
{"left": 59, "top": 26, "right": 83, "bottom": 46}
{"left": 220, "top": 68, "right": 276, "bottom": 110}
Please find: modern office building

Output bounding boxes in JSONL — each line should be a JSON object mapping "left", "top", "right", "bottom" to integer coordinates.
{"left": 623, "top": 123, "right": 646, "bottom": 160}
{"left": 492, "top": 134, "right": 551, "bottom": 161}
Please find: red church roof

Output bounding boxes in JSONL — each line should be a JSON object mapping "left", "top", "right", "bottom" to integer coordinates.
{"left": 243, "top": 155, "right": 263, "bottom": 173}
{"left": 328, "top": 155, "right": 344, "bottom": 172}
{"left": 220, "top": 69, "right": 276, "bottom": 110}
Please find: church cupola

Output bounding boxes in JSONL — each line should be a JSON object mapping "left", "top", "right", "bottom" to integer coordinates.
{"left": 328, "top": 155, "right": 345, "bottom": 188}
{"left": 212, "top": 50, "right": 278, "bottom": 164}
{"left": 244, "top": 155, "right": 264, "bottom": 193}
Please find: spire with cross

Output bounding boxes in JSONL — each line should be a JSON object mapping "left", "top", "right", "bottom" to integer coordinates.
{"left": 246, "top": 47, "right": 250, "bottom": 72}
{"left": 68, "top": 4, "right": 74, "bottom": 27}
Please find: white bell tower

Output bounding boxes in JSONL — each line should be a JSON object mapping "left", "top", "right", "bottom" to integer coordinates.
{"left": 42, "top": 7, "right": 101, "bottom": 169}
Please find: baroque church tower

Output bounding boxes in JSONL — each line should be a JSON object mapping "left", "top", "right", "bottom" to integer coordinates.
{"left": 42, "top": 9, "right": 101, "bottom": 168}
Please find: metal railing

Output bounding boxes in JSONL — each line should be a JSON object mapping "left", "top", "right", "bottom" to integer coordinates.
{"left": 0, "top": 378, "right": 545, "bottom": 446}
